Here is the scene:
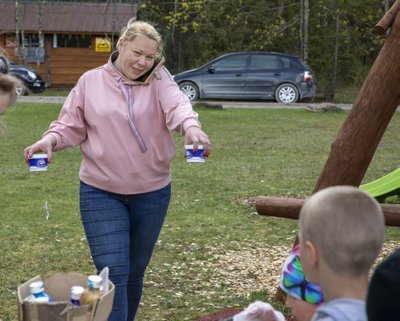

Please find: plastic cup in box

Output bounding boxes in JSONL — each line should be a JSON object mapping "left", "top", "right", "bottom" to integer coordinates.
{"left": 28, "top": 153, "right": 48, "bottom": 172}
{"left": 185, "top": 145, "right": 205, "bottom": 163}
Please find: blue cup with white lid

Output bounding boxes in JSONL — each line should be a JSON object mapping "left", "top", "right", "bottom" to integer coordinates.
{"left": 185, "top": 145, "right": 205, "bottom": 163}
{"left": 28, "top": 153, "right": 48, "bottom": 172}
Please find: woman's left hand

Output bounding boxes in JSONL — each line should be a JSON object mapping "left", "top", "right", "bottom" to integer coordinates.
{"left": 184, "top": 126, "right": 211, "bottom": 157}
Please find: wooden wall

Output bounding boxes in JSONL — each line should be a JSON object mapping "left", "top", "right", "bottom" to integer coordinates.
{"left": 1, "top": 34, "right": 110, "bottom": 87}
{"left": 50, "top": 47, "right": 109, "bottom": 86}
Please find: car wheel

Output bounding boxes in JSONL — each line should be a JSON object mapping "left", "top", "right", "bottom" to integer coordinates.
{"left": 179, "top": 82, "right": 199, "bottom": 101}
{"left": 275, "top": 83, "right": 299, "bottom": 104}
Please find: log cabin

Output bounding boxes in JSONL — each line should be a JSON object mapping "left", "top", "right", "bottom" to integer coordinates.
{"left": 0, "top": 1, "right": 139, "bottom": 87}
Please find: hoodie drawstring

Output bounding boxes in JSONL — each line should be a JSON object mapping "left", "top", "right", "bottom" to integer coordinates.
{"left": 118, "top": 79, "right": 148, "bottom": 153}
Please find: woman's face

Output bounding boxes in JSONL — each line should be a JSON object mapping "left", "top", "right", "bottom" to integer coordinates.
{"left": 285, "top": 295, "right": 317, "bottom": 321}
{"left": 115, "top": 34, "right": 157, "bottom": 80}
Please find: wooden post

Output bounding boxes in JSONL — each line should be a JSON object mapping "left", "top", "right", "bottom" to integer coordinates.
{"left": 313, "top": 4, "right": 400, "bottom": 192}
{"left": 256, "top": 196, "right": 400, "bottom": 227}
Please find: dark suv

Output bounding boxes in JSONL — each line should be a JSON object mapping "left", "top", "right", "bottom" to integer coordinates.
{"left": 173, "top": 51, "right": 315, "bottom": 103}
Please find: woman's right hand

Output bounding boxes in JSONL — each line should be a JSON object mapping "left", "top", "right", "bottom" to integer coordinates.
{"left": 23, "top": 135, "right": 56, "bottom": 164}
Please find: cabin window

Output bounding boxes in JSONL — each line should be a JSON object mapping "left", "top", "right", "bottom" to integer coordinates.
{"left": 21, "top": 33, "right": 43, "bottom": 47}
{"left": 54, "top": 34, "right": 91, "bottom": 48}
{"left": 15, "top": 33, "right": 45, "bottom": 63}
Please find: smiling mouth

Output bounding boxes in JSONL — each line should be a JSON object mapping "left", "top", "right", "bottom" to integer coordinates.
{"left": 132, "top": 66, "right": 144, "bottom": 73}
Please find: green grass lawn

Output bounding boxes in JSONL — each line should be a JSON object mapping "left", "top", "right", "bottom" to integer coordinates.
{"left": 1, "top": 103, "right": 399, "bottom": 320}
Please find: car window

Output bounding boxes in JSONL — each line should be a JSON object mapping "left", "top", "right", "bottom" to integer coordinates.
{"left": 212, "top": 55, "right": 248, "bottom": 71}
{"left": 249, "top": 55, "right": 280, "bottom": 70}
{"left": 280, "top": 56, "right": 304, "bottom": 69}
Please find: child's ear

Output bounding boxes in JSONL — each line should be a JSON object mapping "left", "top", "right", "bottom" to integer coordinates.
{"left": 305, "top": 240, "right": 319, "bottom": 267}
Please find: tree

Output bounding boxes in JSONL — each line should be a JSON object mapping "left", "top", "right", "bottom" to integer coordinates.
{"left": 299, "top": 0, "right": 310, "bottom": 62}
{"left": 21, "top": 0, "right": 395, "bottom": 99}
{"left": 307, "top": 0, "right": 388, "bottom": 99}
{"left": 139, "top": 0, "right": 207, "bottom": 71}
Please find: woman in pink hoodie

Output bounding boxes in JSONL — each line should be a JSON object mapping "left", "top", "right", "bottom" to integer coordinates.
{"left": 24, "top": 20, "right": 211, "bottom": 321}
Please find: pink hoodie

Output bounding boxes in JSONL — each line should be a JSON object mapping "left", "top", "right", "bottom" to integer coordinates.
{"left": 44, "top": 56, "right": 200, "bottom": 194}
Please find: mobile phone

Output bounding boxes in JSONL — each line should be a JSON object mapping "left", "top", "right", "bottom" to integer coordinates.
{"left": 135, "top": 56, "right": 165, "bottom": 85}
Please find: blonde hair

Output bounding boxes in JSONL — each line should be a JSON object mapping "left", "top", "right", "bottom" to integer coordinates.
{"left": 299, "top": 186, "right": 384, "bottom": 277}
{"left": 0, "top": 74, "right": 20, "bottom": 134}
{"left": 117, "top": 20, "right": 163, "bottom": 58}
{"left": 0, "top": 73, "right": 20, "bottom": 103}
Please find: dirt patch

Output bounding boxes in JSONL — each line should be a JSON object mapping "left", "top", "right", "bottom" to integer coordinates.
{"left": 192, "top": 307, "right": 241, "bottom": 321}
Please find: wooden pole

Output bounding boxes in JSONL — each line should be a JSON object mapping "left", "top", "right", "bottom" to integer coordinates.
{"left": 374, "top": 0, "right": 400, "bottom": 35}
{"left": 256, "top": 196, "right": 400, "bottom": 227}
{"left": 313, "top": 6, "right": 400, "bottom": 193}
{"left": 267, "top": 3, "right": 400, "bottom": 302}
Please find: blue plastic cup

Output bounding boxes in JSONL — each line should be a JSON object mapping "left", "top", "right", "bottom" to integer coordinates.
{"left": 29, "top": 153, "right": 48, "bottom": 172}
{"left": 185, "top": 145, "right": 205, "bottom": 163}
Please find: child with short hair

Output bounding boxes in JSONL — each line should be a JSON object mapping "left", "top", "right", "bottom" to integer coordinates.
{"left": 298, "top": 185, "right": 385, "bottom": 321}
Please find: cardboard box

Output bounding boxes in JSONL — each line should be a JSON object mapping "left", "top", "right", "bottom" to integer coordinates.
{"left": 17, "top": 272, "right": 115, "bottom": 321}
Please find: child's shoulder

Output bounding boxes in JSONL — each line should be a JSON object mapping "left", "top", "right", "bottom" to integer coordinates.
{"left": 312, "top": 299, "right": 366, "bottom": 321}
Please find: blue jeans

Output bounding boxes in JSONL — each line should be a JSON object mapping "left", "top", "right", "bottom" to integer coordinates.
{"left": 80, "top": 181, "right": 171, "bottom": 321}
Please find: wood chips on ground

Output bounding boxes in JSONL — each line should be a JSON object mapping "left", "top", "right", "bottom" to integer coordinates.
{"left": 146, "top": 240, "right": 399, "bottom": 320}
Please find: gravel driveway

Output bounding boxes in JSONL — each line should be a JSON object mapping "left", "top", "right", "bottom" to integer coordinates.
{"left": 17, "top": 96, "right": 352, "bottom": 110}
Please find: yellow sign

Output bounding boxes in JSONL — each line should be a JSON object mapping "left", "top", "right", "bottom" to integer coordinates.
{"left": 95, "top": 37, "right": 111, "bottom": 52}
